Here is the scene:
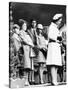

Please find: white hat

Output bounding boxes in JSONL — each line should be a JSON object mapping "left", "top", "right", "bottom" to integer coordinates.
{"left": 37, "top": 24, "right": 43, "bottom": 29}
{"left": 53, "top": 14, "right": 63, "bottom": 20}
{"left": 13, "top": 24, "right": 20, "bottom": 29}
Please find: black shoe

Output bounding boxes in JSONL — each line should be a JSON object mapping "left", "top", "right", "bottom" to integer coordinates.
{"left": 29, "top": 81, "right": 35, "bottom": 85}
{"left": 51, "top": 82, "right": 55, "bottom": 86}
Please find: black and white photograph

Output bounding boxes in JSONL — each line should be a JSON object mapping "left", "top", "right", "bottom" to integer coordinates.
{"left": 9, "top": 2, "right": 67, "bottom": 88}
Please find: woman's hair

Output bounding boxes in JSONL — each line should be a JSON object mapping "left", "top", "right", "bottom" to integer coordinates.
{"left": 30, "top": 19, "right": 37, "bottom": 23}
{"left": 18, "top": 19, "right": 28, "bottom": 30}
{"left": 36, "top": 28, "right": 43, "bottom": 35}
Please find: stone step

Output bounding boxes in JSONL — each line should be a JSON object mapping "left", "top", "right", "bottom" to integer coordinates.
{"left": 9, "top": 78, "right": 66, "bottom": 88}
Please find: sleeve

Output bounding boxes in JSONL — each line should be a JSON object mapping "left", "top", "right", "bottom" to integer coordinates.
{"left": 48, "top": 26, "right": 54, "bottom": 39}
{"left": 36, "top": 36, "right": 39, "bottom": 46}
{"left": 19, "top": 31, "right": 34, "bottom": 47}
{"left": 19, "top": 31, "right": 24, "bottom": 40}
{"left": 48, "top": 25, "right": 57, "bottom": 41}
{"left": 27, "top": 36, "right": 34, "bottom": 47}
{"left": 43, "top": 38, "right": 48, "bottom": 49}
{"left": 19, "top": 31, "right": 28, "bottom": 45}
{"left": 45, "top": 39, "right": 48, "bottom": 45}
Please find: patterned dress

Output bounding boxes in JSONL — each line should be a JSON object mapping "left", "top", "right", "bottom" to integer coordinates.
{"left": 36, "top": 34, "right": 48, "bottom": 64}
{"left": 19, "top": 30, "right": 34, "bottom": 70}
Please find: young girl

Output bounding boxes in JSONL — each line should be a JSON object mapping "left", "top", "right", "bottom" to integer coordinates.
{"left": 36, "top": 24, "right": 48, "bottom": 84}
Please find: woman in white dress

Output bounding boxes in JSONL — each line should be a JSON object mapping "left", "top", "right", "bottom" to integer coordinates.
{"left": 19, "top": 19, "right": 34, "bottom": 86}
{"left": 36, "top": 24, "right": 48, "bottom": 84}
{"left": 47, "top": 14, "right": 63, "bottom": 85}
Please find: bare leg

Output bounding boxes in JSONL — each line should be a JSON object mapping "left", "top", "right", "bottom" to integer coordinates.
{"left": 28, "top": 71, "right": 31, "bottom": 83}
{"left": 30, "top": 58, "right": 35, "bottom": 84}
{"left": 51, "top": 66, "right": 58, "bottom": 85}
{"left": 39, "top": 64, "right": 44, "bottom": 84}
{"left": 31, "top": 71, "right": 35, "bottom": 82}
{"left": 29, "top": 70, "right": 35, "bottom": 84}
{"left": 24, "top": 71, "right": 30, "bottom": 86}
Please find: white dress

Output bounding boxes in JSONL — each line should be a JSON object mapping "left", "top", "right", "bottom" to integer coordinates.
{"left": 47, "top": 22, "right": 62, "bottom": 66}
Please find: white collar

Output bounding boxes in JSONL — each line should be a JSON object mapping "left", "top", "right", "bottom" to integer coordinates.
{"left": 51, "top": 22, "right": 57, "bottom": 28}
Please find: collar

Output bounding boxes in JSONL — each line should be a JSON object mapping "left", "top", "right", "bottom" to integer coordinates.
{"left": 51, "top": 22, "right": 57, "bottom": 28}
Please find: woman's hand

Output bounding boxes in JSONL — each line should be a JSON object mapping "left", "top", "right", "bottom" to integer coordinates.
{"left": 56, "top": 40, "right": 62, "bottom": 44}
{"left": 42, "top": 48, "right": 47, "bottom": 51}
{"left": 38, "top": 46, "right": 42, "bottom": 49}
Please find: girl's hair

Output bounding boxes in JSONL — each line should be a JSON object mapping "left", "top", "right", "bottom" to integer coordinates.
{"left": 36, "top": 28, "right": 43, "bottom": 35}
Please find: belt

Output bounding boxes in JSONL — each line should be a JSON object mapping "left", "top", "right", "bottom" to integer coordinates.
{"left": 49, "top": 39, "right": 56, "bottom": 43}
